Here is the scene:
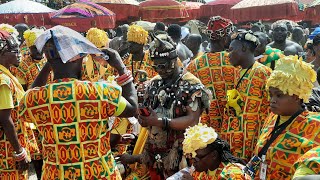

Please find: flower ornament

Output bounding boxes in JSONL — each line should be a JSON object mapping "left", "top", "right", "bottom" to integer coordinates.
{"left": 23, "top": 28, "right": 45, "bottom": 48}
{"left": 183, "top": 123, "right": 218, "bottom": 158}
{"left": 127, "top": 25, "right": 149, "bottom": 45}
{"left": 266, "top": 55, "right": 316, "bottom": 103}
{"left": 232, "top": 31, "right": 260, "bottom": 47}
{"left": 86, "top": 28, "right": 109, "bottom": 48}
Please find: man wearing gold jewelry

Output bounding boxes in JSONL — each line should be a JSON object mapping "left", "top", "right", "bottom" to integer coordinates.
{"left": 118, "top": 34, "right": 211, "bottom": 179}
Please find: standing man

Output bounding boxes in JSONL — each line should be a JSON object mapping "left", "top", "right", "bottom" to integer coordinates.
{"left": 109, "top": 24, "right": 130, "bottom": 59}
{"left": 223, "top": 31, "right": 271, "bottom": 161}
{"left": 268, "top": 23, "right": 303, "bottom": 56}
{"left": 254, "top": 32, "right": 284, "bottom": 70}
{"left": 185, "top": 34, "right": 203, "bottom": 62}
{"left": 0, "top": 30, "right": 31, "bottom": 180}
{"left": 167, "top": 24, "right": 193, "bottom": 65}
{"left": 118, "top": 34, "right": 211, "bottom": 179}
{"left": 187, "top": 16, "right": 237, "bottom": 133}
{"left": 19, "top": 26, "right": 138, "bottom": 179}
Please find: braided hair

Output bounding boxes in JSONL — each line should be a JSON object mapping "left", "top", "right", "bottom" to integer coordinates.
{"left": 207, "top": 137, "right": 246, "bottom": 165}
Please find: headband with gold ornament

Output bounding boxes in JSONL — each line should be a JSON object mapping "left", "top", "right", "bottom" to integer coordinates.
{"left": 266, "top": 55, "right": 316, "bottom": 103}
{"left": 182, "top": 123, "right": 218, "bottom": 158}
{"left": 23, "top": 28, "right": 45, "bottom": 48}
{"left": 127, "top": 25, "right": 148, "bottom": 45}
{"left": 86, "top": 27, "right": 109, "bottom": 48}
{"left": 149, "top": 33, "right": 178, "bottom": 60}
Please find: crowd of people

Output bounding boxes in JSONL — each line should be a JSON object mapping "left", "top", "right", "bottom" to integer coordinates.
{"left": 0, "top": 16, "right": 320, "bottom": 180}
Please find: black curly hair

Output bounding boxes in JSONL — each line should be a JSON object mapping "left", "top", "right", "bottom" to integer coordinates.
{"left": 207, "top": 137, "right": 246, "bottom": 165}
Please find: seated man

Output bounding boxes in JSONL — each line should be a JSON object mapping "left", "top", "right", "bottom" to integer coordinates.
{"left": 19, "top": 26, "right": 138, "bottom": 179}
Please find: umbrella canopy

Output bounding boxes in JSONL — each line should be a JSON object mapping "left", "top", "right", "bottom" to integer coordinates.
{"left": 200, "top": 0, "right": 241, "bottom": 23}
{"left": 131, "top": 20, "right": 156, "bottom": 31}
{"left": 50, "top": 0, "right": 116, "bottom": 32}
{"left": 305, "top": 1, "right": 320, "bottom": 25}
{"left": 91, "top": 0, "right": 139, "bottom": 22}
{"left": 139, "top": 0, "right": 189, "bottom": 23}
{"left": 0, "top": 0, "right": 55, "bottom": 27}
{"left": 181, "top": 1, "right": 203, "bottom": 20}
{"left": 231, "top": 0, "right": 303, "bottom": 22}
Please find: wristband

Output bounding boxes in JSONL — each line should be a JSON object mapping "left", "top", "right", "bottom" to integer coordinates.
{"left": 12, "top": 148, "right": 28, "bottom": 162}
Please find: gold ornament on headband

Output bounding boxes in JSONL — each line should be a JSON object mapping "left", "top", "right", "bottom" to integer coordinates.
{"left": 266, "top": 55, "right": 316, "bottom": 103}
{"left": 23, "top": 28, "right": 44, "bottom": 48}
{"left": 127, "top": 25, "right": 148, "bottom": 45}
{"left": 0, "top": 24, "right": 18, "bottom": 37}
{"left": 86, "top": 28, "right": 109, "bottom": 48}
{"left": 183, "top": 123, "right": 218, "bottom": 158}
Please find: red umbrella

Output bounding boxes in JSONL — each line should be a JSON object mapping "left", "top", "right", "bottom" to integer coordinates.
{"left": 91, "top": 0, "right": 139, "bottom": 22}
{"left": 139, "top": 0, "right": 189, "bottom": 23}
{"left": 0, "top": 0, "right": 55, "bottom": 27}
{"left": 200, "top": 0, "right": 241, "bottom": 23}
{"left": 181, "top": 1, "right": 203, "bottom": 20}
{"left": 305, "top": 1, "right": 320, "bottom": 25}
{"left": 231, "top": 0, "right": 304, "bottom": 23}
{"left": 50, "top": 0, "right": 116, "bottom": 32}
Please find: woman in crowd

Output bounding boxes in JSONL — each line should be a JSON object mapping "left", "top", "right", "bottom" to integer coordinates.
{"left": 250, "top": 55, "right": 320, "bottom": 180}
{"left": 181, "top": 123, "right": 252, "bottom": 180}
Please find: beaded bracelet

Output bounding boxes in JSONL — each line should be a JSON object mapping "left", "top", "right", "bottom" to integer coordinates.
{"left": 116, "top": 70, "right": 131, "bottom": 82}
{"left": 121, "top": 77, "right": 134, "bottom": 86}
{"left": 116, "top": 71, "right": 133, "bottom": 86}
{"left": 12, "top": 148, "right": 28, "bottom": 162}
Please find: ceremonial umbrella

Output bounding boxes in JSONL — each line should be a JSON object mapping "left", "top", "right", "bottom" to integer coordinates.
{"left": 181, "top": 1, "right": 203, "bottom": 21}
{"left": 0, "top": 0, "right": 55, "bottom": 27}
{"left": 231, "top": 0, "right": 304, "bottom": 23}
{"left": 50, "top": 0, "right": 116, "bottom": 32}
{"left": 305, "top": 0, "right": 320, "bottom": 25}
{"left": 91, "top": 0, "right": 139, "bottom": 22}
{"left": 199, "top": 0, "right": 241, "bottom": 23}
{"left": 139, "top": 0, "right": 189, "bottom": 23}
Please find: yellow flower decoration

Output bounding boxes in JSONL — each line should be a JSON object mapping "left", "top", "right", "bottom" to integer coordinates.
{"left": 183, "top": 123, "right": 218, "bottom": 158}
{"left": 127, "top": 25, "right": 149, "bottom": 45}
{"left": 23, "top": 28, "right": 44, "bottom": 48}
{"left": 0, "top": 23, "right": 18, "bottom": 37}
{"left": 266, "top": 55, "right": 316, "bottom": 103}
{"left": 86, "top": 28, "right": 109, "bottom": 48}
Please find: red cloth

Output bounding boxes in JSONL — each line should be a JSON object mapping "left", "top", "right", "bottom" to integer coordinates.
{"left": 149, "top": 168, "right": 162, "bottom": 180}
{"left": 0, "top": 30, "right": 10, "bottom": 40}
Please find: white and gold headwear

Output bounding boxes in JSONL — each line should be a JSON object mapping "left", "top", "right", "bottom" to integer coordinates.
{"left": 183, "top": 123, "right": 218, "bottom": 158}
{"left": 266, "top": 55, "right": 316, "bottom": 103}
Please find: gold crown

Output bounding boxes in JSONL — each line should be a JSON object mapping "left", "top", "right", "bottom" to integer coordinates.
{"left": 266, "top": 55, "right": 316, "bottom": 103}
{"left": 182, "top": 123, "right": 218, "bottom": 158}
{"left": 127, "top": 25, "right": 148, "bottom": 45}
{"left": 23, "top": 28, "right": 44, "bottom": 48}
{"left": 0, "top": 23, "right": 18, "bottom": 37}
{"left": 86, "top": 28, "right": 109, "bottom": 48}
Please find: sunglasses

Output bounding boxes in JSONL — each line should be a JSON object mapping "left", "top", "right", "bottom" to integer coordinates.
{"left": 152, "top": 61, "right": 171, "bottom": 70}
